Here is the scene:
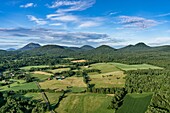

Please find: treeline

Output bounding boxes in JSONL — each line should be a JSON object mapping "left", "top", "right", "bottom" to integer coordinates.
{"left": 125, "top": 69, "right": 170, "bottom": 113}
{"left": 0, "top": 92, "right": 48, "bottom": 113}
{"left": 108, "top": 88, "right": 127, "bottom": 110}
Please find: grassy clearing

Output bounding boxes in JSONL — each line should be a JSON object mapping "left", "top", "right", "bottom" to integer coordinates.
{"left": 116, "top": 93, "right": 152, "bottom": 113}
{"left": 110, "top": 63, "right": 163, "bottom": 71}
{"left": 89, "top": 71, "right": 125, "bottom": 88}
{"left": 39, "top": 77, "right": 86, "bottom": 90}
{"left": 56, "top": 93, "right": 114, "bottom": 113}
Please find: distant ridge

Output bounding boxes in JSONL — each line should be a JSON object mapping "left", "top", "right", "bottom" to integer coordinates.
{"left": 6, "top": 48, "right": 16, "bottom": 51}
{"left": 19, "top": 43, "right": 41, "bottom": 51}
{"left": 120, "top": 42, "right": 151, "bottom": 51}
{"left": 80, "top": 45, "right": 94, "bottom": 51}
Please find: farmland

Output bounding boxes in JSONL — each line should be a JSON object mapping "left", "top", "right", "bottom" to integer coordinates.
{"left": 0, "top": 61, "right": 167, "bottom": 113}
{"left": 56, "top": 93, "right": 114, "bottom": 113}
{"left": 116, "top": 93, "right": 152, "bottom": 113}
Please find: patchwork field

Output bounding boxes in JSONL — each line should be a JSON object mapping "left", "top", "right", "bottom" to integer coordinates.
{"left": 81, "top": 63, "right": 125, "bottom": 88}
{"left": 110, "top": 63, "right": 163, "bottom": 71}
{"left": 39, "top": 77, "right": 86, "bottom": 90}
{"left": 116, "top": 93, "right": 152, "bottom": 113}
{"left": 56, "top": 93, "right": 114, "bottom": 113}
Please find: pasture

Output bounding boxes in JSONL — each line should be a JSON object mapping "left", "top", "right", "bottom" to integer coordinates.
{"left": 116, "top": 93, "right": 152, "bottom": 113}
{"left": 56, "top": 93, "right": 114, "bottom": 113}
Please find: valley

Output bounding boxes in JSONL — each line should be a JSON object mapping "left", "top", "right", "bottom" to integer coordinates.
{"left": 0, "top": 43, "right": 169, "bottom": 113}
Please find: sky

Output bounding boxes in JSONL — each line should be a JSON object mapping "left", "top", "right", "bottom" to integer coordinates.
{"left": 0, "top": 0, "right": 170, "bottom": 49}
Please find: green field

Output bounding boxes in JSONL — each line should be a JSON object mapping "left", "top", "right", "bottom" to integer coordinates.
{"left": 56, "top": 93, "right": 114, "bottom": 113}
{"left": 0, "top": 80, "right": 38, "bottom": 91}
{"left": 45, "top": 92, "right": 63, "bottom": 105}
{"left": 88, "top": 63, "right": 120, "bottom": 74}
{"left": 110, "top": 63, "right": 163, "bottom": 71}
{"left": 116, "top": 93, "right": 152, "bottom": 113}
{"left": 24, "top": 93, "right": 43, "bottom": 101}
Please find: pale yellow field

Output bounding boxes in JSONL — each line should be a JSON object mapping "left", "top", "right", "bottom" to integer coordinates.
{"left": 71, "top": 60, "right": 87, "bottom": 63}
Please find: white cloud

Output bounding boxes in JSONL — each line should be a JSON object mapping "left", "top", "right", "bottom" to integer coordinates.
{"left": 20, "top": 3, "right": 36, "bottom": 8}
{"left": 50, "top": 23, "right": 63, "bottom": 26}
{"left": 109, "top": 12, "right": 120, "bottom": 16}
{"left": 48, "top": 0, "right": 95, "bottom": 13}
{"left": 118, "top": 16, "right": 159, "bottom": 29}
{"left": 27, "top": 15, "right": 47, "bottom": 25}
{"left": 48, "top": 14, "right": 79, "bottom": 22}
{"left": 78, "top": 21, "right": 100, "bottom": 28}
{"left": 148, "top": 37, "right": 170, "bottom": 46}
{"left": 0, "top": 27, "right": 123, "bottom": 47}
{"left": 155, "top": 13, "right": 170, "bottom": 17}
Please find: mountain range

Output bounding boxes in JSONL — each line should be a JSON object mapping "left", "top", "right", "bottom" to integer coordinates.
{"left": 3, "top": 42, "right": 170, "bottom": 53}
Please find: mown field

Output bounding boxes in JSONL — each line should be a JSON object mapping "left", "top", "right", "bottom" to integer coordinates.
{"left": 116, "top": 93, "right": 152, "bottom": 113}
{"left": 110, "top": 63, "right": 163, "bottom": 71}
{"left": 56, "top": 93, "right": 114, "bottom": 113}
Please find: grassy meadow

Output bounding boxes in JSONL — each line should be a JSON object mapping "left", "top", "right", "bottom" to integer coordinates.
{"left": 116, "top": 93, "right": 152, "bottom": 113}
{"left": 56, "top": 93, "right": 114, "bottom": 113}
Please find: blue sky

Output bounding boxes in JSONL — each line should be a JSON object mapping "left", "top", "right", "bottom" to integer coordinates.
{"left": 0, "top": 0, "right": 170, "bottom": 49}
